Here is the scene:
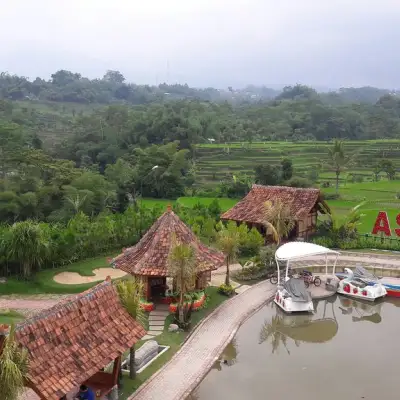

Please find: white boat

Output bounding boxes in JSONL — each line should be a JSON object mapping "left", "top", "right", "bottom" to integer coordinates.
{"left": 337, "top": 267, "right": 387, "bottom": 301}
{"left": 274, "top": 242, "right": 340, "bottom": 313}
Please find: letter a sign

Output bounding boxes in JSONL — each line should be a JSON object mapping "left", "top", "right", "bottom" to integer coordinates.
{"left": 372, "top": 211, "right": 400, "bottom": 237}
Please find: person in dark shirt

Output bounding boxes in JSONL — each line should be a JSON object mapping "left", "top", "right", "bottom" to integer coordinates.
{"left": 76, "top": 385, "right": 95, "bottom": 400}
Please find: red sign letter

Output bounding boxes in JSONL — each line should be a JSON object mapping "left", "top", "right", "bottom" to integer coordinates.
{"left": 372, "top": 211, "right": 391, "bottom": 236}
{"left": 395, "top": 213, "right": 400, "bottom": 237}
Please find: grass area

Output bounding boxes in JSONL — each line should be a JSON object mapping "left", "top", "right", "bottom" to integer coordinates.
{"left": 0, "top": 310, "right": 25, "bottom": 325}
{"left": 178, "top": 197, "right": 238, "bottom": 211}
{"left": 326, "top": 197, "right": 400, "bottom": 234}
{"left": 141, "top": 196, "right": 239, "bottom": 212}
{"left": 0, "top": 254, "right": 119, "bottom": 295}
{"left": 118, "top": 286, "right": 227, "bottom": 399}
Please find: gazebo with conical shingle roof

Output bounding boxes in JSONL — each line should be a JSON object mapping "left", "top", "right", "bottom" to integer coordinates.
{"left": 111, "top": 205, "right": 225, "bottom": 300}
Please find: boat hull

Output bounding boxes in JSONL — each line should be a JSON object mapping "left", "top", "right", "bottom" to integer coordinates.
{"left": 386, "top": 288, "right": 400, "bottom": 298}
{"left": 337, "top": 281, "right": 387, "bottom": 302}
{"left": 380, "top": 281, "right": 400, "bottom": 298}
{"left": 274, "top": 291, "right": 314, "bottom": 313}
{"left": 336, "top": 273, "right": 400, "bottom": 298}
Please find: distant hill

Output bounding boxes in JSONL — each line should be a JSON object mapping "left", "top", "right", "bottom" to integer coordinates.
{"left": 1, "top": 70, "right": 399, "bottom": 106}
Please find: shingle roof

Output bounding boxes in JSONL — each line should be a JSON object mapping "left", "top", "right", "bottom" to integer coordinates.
{"left": 221, "top": 184, "right": 328, "bottom": 225}
{"left": 112, "top": 206, "right": 225, "bottom": 276}
{"left": 15, "top": 280, "right": 146, "bottom": 400}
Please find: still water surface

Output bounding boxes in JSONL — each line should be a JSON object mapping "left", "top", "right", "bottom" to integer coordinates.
{"left": 190, "top": 295, "right": 400, "bottom": 400}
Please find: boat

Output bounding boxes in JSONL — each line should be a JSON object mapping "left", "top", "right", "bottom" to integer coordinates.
{"left": 337, "top": 267, "right": 386, "bottom": 301}
{"left": 378, "top": 277, "right": 400, "bottom": 298}
{"left": 274, "top": 242, "right": 340, "bottom": 313}
{"left": 336, "top": 266, "right": 399, "bottom": 298}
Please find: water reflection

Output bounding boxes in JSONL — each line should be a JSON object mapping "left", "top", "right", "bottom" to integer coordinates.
{"left": 338, "top": 297, "right": 383, "bottom": 324}
{"left": 260, "top": 298, "right": 340, "bottom": 354}
{"left": 211, "top": 339, "right": 238, "bottom": 370}
{"left": 193, "top": 296, "right": 400, "bottom": 400}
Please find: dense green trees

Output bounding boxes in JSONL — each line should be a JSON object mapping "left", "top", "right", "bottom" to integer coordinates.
{"left": 0, "top": 69, "right": 399, "bottom": 242}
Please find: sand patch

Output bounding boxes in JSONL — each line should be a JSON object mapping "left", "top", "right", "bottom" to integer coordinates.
{"left": 53, "top": 268, "right": 127, "bottom": 285}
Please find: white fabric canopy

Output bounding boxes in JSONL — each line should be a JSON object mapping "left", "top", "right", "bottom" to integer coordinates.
{"left": 275, "top": 242, "right": 340, "bottom": 261}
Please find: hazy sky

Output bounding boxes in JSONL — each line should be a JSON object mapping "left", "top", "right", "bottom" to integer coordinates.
{"left": 1, "top": 0, "right": 400, "bottom": 89}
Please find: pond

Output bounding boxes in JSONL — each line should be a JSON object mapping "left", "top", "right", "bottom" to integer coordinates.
{"left": 189, "top": 295, "right": 400, "bottom": 400}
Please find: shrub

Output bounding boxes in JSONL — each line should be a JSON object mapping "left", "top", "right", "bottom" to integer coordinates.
{"left": 284, "top": 177, "right": 314, "bottom": 188}
{"left": 259, "top": 245, "right": 277, "bottom": 270}
{"left": 234, "top": 263, "right": 269, "bottom": 281}
{"left": 312, "top": 236, "right": 335, "bottom": 248}
{"left": 217, "top": 284, "right": 235, "bottom": 297}
{"left": 336, "top": 239, "right": 359, "bottom": 250}
{"left": 240, "top": 227, "right": 264, "bottom": 256}
{"left": 322, "top": 192, "right": 341, "bottom": 200}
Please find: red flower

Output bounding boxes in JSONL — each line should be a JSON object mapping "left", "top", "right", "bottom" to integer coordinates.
{"left": 343, "top": 284, "right": 351, "bottom": 293}
{"left": 353, "top": 288, "right": 358, "bottom": 294}
{"left": 362, "top": 290, "right": 368, "bottom": 296}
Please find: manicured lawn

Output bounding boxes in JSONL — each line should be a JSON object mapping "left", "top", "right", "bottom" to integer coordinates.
{"left": 0, "top": 254, "right": 120, "bottom": 295}
{"left": 118, "top": 286, "right": 227, "bottom": 399}
{"left": 0, "top": 310, "right": 25, "bottom": 324}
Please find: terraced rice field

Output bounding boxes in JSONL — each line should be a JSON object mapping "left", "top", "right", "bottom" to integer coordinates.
{"left": 195, "top": 140, "right": 400, "bottom": 187}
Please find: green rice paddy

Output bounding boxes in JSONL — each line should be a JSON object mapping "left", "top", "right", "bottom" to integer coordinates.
{"left": 195, "top": 140, "right": 400, "bottom": 188}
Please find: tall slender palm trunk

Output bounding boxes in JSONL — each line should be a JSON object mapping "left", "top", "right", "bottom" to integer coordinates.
{"left": 225, "top": 259, "right": 230, "bottom": 286}
{"left": 335, "top": 170, "right": 340, "bottom": 194}
{"left": 179, "top": 271, "right": 184, "bottom": 323}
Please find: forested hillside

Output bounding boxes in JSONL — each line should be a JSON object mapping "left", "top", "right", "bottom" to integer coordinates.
{"left": 1, "top": 69, "right": 400, "bottom": 224}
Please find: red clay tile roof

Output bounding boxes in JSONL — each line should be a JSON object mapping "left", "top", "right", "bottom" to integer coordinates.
{"left": 221, "top": 184, "right": 328, "bottom": 225}
{"left": 15, "top": 281, "right": 146, "bottom": 400}
{"left": 112, "top": 208, "right": 225, "bottom": 276}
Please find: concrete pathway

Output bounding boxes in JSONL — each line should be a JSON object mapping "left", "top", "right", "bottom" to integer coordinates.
{"left": 128, "top": 280, "right": 276, "bottom": 400}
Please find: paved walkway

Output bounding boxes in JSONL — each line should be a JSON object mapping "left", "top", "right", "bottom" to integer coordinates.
{"left": 128, "top": 280, "right": 276, "bottom": 400}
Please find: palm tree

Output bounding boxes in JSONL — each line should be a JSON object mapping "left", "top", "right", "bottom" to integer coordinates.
{"left": 325, "top": 201, "right": 365, "bottom": 243}
{"left": 167, "top": 240, "right": 196, "bottom": 324}
{"left": 326, "top": 139, "right": 354, "bottom": 195}
{"left": 6, "top": 221, "right": 49, "bottom": 279}
{"left": 115, "top": 278, "right": 146, "bottom": 380}
{"left": 0, "top": 324, "right": 29, "bottom": 400}
{"left": 217, "top": 227, "right": 240, "bottom": 286}
{"left": 263, "top": 200, "right": 295, "bottom": 245}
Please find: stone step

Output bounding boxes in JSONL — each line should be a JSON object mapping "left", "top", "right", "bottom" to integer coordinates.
{"left": 141, "top": 334, "right": 155, "bottom": 341}
{"left": 148, "top": 325, "right": 164, "bottom": 332}
{"left": 147, "top": 330, "right": 162, "bottom": 336}
{"left": 149, "top": 320, "right": 165, "bottom": 326}
{"left": 148, "top": 315, "right": 167, "bottom": 322}
{"left": 150, "top": 311, "right": 170, "bottom": 317}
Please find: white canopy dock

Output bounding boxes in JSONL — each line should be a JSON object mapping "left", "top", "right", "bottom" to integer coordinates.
{"left": 275, "top": 242, "right": 340, "bottom": 283}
